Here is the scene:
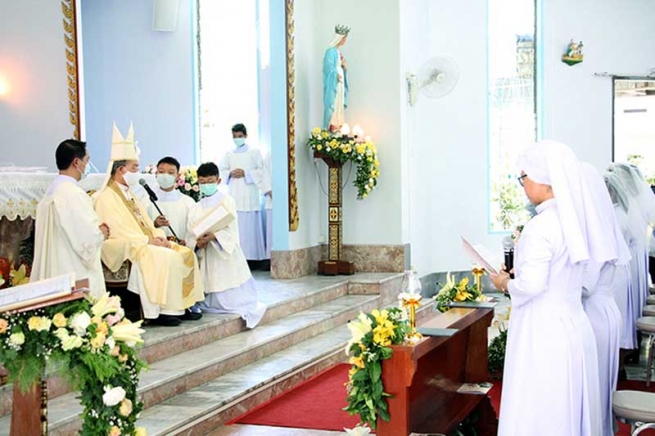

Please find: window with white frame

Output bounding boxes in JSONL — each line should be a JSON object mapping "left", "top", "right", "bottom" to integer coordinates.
{"left": 488, "top": 0, "right": 537, "bottom": 231}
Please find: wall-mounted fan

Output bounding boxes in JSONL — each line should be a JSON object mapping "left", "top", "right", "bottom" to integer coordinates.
{"left": 406, "top": 56, "right": 460, "bottom": 106}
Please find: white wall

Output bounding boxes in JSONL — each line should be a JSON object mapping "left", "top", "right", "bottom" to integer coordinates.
{"left": 405, "top": 0, "right": 655, "bottom": 275}
{"left": 405, "top": 0, "right": 499, "bottom": 275}
{"left": 0, "top": 0, "right": 71, "bottom": 168}
{"left": 289, "top": 0, "right": 405, "bottom": 250}
{"left": 288, "top": 0, "right": 323, "bottom": 250}
{"left": 542, "top": 0, "right": 655, "bottom": 171}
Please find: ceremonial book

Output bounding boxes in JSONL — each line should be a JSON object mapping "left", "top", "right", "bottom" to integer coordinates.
{"left": 461, "top": 237, "right": 498, "bottom": 274}
{"left": 0, "top": 273, "right": 75, "bottom": 312}
{"left": 191, "top": 201, "right": 235, "bottom": 237}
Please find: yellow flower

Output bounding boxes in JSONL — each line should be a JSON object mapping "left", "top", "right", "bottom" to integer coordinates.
{"left": 374, "top": 160, "right": 380, "bottom": 167}
{"left": 91, "top": 292, "right": 121, "bottom": 318}
{"left": 371, "top": 309, "right": 389, "bottom": 325}
{"left": 312, "top": 127, "right": 321, "bottom": 135}
{"left": 454, "top": 289, "right": 472, "bottom": 302}
{"left": 317, "top": 144, "right": 323, "bottom": 151}
{"left": 28, "top": 316, "right": 51, "bottom": 332}
{"left": 95, "top": 321, "right": 109, "bottom": 336}
{"left": 349, "top": 355, "right": 365, "bottom": 369}
{"left": 118, "top": 354, "right": 128, "bottom": 363}
{"left": 10, "top": 265, "right": 29, "bottom": 286}
{"left": 90, "top": 332, "right": 107, "bottom": 349}
{"left": 119, "top": 398, "right": 133, "bottom": 417}
{"left": 110, "top": 345, "right": 121, "bottom": 357}
{"left": 348, "top": 367, "right": 359, "bottom": 380}
{"left": 52, "top": 313, "right": 67, "bottom": 328}
{"left": 344, "top": 313, "right": 373, "bottom": 354}
{"left": 321, "top": 131, "right": 329, "bottom": 139}
{"left": 108, "top": 426, "right": 121, "bottom": 436}
{"left": 134, "top": 427, "right": 147, "bottom": 436}
{"left": 0, "top": 319, "right": 7, "bottom": 334}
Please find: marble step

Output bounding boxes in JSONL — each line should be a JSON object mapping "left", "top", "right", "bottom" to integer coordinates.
{"left": 133, "top": 325, "right": 353, "bottom": 435}
{"left": 0, "top": 293, "right": 380, "bottom": 435}
{"left": 138, "top": 300, "right": 438, "bottom": 435}
{"left": 0, "top": 277, "right": 351, "bottom": 418}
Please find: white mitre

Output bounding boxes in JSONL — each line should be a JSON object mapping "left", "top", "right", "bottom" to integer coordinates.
{"left": 101, "top": 122, "right": 141, "bottom": 188}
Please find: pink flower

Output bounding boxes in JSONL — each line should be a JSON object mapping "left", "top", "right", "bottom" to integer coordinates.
{"left": 184, "top": 183, "right": 192, "bottom": 190}
{"left": 192, "top": 185, "right": 200, "bottom": 192}
{"left": 177, "top": 178, "right": 185, "bottom": 186}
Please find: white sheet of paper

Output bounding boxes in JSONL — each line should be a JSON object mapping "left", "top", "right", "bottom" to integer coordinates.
{"left": 192, "top": 204, "right": 235, "bottom": 237}
{"left": 0, "top": 273, "right": 75, "bottom": 312}
{"left": 461, "top": 237, "right": 498, "bottom": 274}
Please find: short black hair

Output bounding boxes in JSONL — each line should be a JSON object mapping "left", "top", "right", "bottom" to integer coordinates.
{"left": 231, "top": 123, "right": 247, "bottom": 136}
{"left": 55, "top": 139, "right": 87, "bottom": 170}
{"left": 197, "top": 162, "right": 219, "bottom": 178}
{"left": 157, "top": 156, "right": 180, "bottom": 171}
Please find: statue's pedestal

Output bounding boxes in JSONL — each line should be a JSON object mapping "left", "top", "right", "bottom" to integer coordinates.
{"left": 314, "top": 152, "right": 355, "bottom": 276}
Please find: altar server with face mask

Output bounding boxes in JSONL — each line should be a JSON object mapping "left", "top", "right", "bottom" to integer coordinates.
{"left": 218, "top": 123, "right": 267, "bottom": 262}
{"left": 186, "top": 162, "right": 266, "bottom": 328}
{"left": 94, "top": 123, "right": 204, "bottom": 326}
{"left": 32, "top": 139, "right": 109, "bottom": 297}
{"left": 146, "top": 156, "right": 196, "bottom": 246}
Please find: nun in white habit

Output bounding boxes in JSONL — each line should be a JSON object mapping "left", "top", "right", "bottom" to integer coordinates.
{"left": 490, "top": 140, "right": 602, "bottom": 436}
{"left": 580, "top": 163, "right": 631, "bottom": 436}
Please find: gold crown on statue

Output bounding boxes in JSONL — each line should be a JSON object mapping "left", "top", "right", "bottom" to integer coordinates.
{"left": 335, "top": 24, "right": 350, "bottom": 36}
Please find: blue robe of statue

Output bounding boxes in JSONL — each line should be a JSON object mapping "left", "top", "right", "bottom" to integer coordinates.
{"left": 322, "top": 47, "right": 348, "bottom": 129}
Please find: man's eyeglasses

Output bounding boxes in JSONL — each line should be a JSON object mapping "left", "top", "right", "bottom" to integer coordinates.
{"left": 517, "top": 174, "right": 528, "bottom": 187}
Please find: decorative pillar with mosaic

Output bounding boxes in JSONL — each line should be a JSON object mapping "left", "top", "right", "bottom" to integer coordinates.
{"left": 308, "top": 125, "right": 380, "bottom": 275}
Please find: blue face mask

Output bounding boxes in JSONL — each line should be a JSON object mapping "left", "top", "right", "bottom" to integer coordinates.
{"left": 233, "top": 138, "right": 246, "bottom": 148}
{"left": 199, "top": 183, "right": 218, "bottom": 197}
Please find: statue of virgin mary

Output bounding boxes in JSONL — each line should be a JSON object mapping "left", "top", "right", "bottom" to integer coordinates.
{"left": 323, "top": 24, "right": 350, "bottom": 131}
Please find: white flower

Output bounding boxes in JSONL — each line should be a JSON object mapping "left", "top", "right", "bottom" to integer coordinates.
{"left": 105, "top": 336, "right": 116, "bottom": 350}
{"left": 102, "top": 385, "right": 126, "bottom": 406}
{"left": 344, "top": 313, "right": 373, "bottom": 354}
{"left": 344, "top": 424, "right": 372, "bottom": 435}
{"left": 9, "top": 332, "right": 25, "bottom": 346}
{"left": 69, "top": 312, "right": 91, "bottom": 336}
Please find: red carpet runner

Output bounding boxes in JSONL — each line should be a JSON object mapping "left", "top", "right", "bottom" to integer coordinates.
{"left": 235, "top": 363, "right": 655, "bottom": 434}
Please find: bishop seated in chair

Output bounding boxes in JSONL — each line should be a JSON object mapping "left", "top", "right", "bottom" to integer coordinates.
{"left": 94, "top": 123, "right": 205, "bottom": 327}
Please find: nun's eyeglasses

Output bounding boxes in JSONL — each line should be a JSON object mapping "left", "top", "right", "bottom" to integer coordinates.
{"left": 517, "top": 174, "right": 528, "bottom": 187}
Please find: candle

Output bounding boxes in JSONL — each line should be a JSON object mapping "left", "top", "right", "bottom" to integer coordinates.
{"left": 340, "top": 123, "right": 351, "bottom": 136}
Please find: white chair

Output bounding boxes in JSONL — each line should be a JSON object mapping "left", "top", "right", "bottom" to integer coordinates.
{"left": 613, "top": 390, "right": 655, "bottom": 435}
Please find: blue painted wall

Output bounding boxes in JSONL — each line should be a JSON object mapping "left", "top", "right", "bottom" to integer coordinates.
{"left": 82, "top": 0, "right": 196, "bottom": 168}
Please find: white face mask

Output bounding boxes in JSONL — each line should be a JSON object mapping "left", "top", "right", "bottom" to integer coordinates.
{"left": 233, "top": 138, "right": 246, "bottom": 148}
{"left": 156, "top": 174, "right": 176, "bottom": 190}
{"left": 123, "top": 170, "right": 140, "bottom": 187}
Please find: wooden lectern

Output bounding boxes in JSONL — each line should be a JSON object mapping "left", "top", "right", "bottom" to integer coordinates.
{"left": 377, "top": 307, "right": 498, "bottom": 436}
{"left": 314, "top": 152, "right": 355, "bottom": 276}
{"left": 8, "top": 279, "right": 88, "bottom": 436}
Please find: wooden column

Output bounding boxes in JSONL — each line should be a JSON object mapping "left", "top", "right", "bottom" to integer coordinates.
{"left": 10, "top": 380, "right": 46, "bottom": 436}
{"left": 315, "top": 153, "right": 355, "bottom": 275}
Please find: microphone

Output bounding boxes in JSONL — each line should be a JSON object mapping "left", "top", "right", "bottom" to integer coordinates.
{"left": 501, "top": 236, "right": 515, "bottom": 279}
{"left": 139, "top": 179, "right": 179, "bottom": 242}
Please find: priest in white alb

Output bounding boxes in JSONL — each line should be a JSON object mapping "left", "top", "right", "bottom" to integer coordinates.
{"left": 219, "top": 123, "right": 267, "bottom": 262}
{"left": 94, "top": 123, "right": 205, "bottom": 327}
{"left": 32, "top": 139, "right": 109, "bottom": 297}
{"left": 146, "top": 156, "right": 196, "bottom": 246}
{"left": 187, "top": 162, "right": 267, "bottom": 328}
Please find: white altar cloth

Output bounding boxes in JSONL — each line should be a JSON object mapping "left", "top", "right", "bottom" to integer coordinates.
{"left": 0, "top": 172, "right": 156, "bottom": 220}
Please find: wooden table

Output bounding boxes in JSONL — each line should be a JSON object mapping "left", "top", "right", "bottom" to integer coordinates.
{"left": 377, "top": 307, "right": 498, "bottom": 436}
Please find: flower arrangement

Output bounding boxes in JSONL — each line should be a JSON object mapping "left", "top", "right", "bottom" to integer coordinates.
{"left": 343, "top": 308, "right": 410, "bottom": 429}
{"left": 0, "top": 292, "right": 147, "bottom": 435}
{"left": 488, "top": 304, "right": 511, "bottom": 378}
{"left": 433, "top": 272, "right": 485, "bottom": 312}
{"left": 308, "top": 127, "right": 380, "bottom": 200}
{"left": 143, "top": 164, "right": 200, "bottom": 202}
{"left": 511, "top": 224, "right": 525, "bottom": 245}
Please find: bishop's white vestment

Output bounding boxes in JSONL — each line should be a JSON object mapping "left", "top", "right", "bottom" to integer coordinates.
{"left": 219, "top": 145, "right": 267, "bottom": 260}
{"left": 499, "top": 199, "right": 601, "bottom": 436}
{"left": 32, "top": 175, "right": 106, "bottom": 297}
{"left": 187, "top": 191, "right": 266, "bottom": 328}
